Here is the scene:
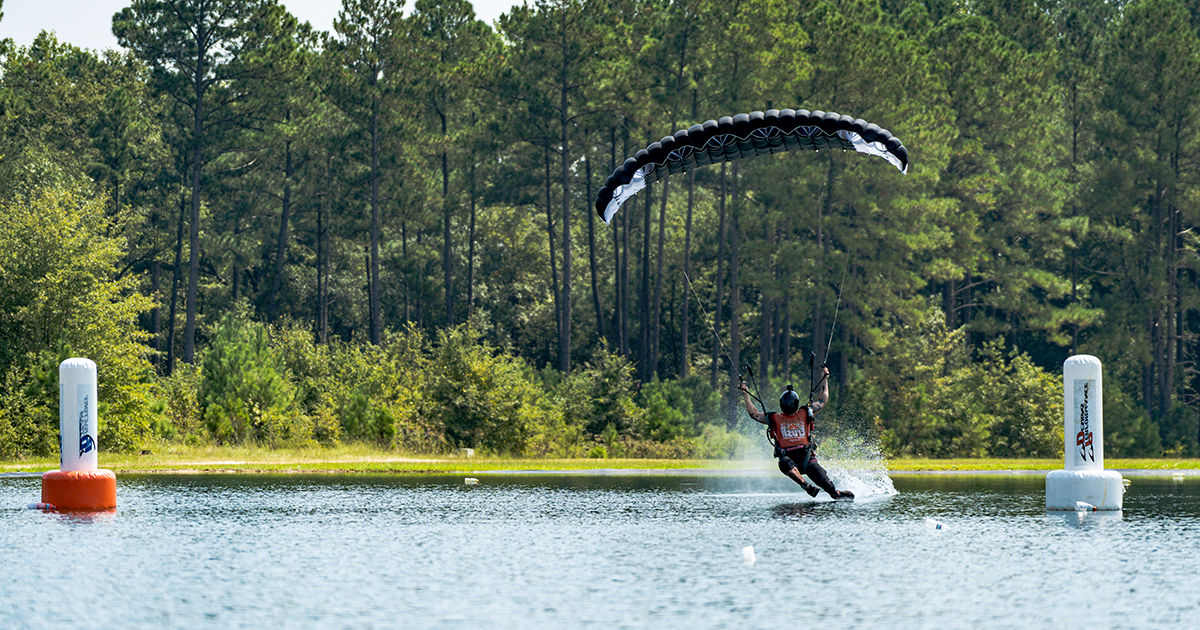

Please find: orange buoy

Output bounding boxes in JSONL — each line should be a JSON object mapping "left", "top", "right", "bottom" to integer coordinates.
{"left": 41, "top": 469, "right": 117, "bottom": 510}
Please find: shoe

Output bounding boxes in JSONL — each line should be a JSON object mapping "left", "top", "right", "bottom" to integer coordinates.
{"left": 833, "top": 490, "right": 855, "bottom": 501}
{"left": 801, "top": 482, "right": 819, "bottom": 498}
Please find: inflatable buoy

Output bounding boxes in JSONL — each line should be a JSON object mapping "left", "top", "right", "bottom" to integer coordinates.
{"left": 1046, "top": 356, "right": 1123, "bottom": 511}
{"left": 42, "top": 469, "right": 116, "bottom": 510}
{"left": 37, "top": 359, "right": 117, "bottom": 511}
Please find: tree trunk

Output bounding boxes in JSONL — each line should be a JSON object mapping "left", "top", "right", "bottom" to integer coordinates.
{"left": 318, "top": 153, "right": 331, "bottom": 344}
{"left": 560, "top": 88, "right": 572, "bottom": 374}
{"left": 166, "top": 187, "right": 186, "bottom": 375}
{"left": 545, "top": 149, "right": 560, "bottom": 366}
{"left": 402, "top": 222, "right": 410, "bottom": 323}
{"left": 681, "top": 170, "right": 694, "bottom": 378}
{"left": 728, "top": 162, "right": 741, "bottom": 410}
{"left": 760, "top": 223, "right": 774, "bottom": 380}
{"left": 639, "top": 181, "right": 652, "bottom": 382}
{"left": 1164, "top": 203, "right": 1178, "bottom": 417}
{"left": 183, "top": 48, "right": 205, "bottom": 365}
{"left": 651, "top": 174, "right": 669, "bottom": 377}
{"left": 369, "top": 94, "right": 382, "bottom": 345}
{"left": 586, "top": 158, "right": 605, "bottom": 341}
{"left": 269, "top": 138, "right": 293, "bottom": 321}
{"left": 608, "top": 127, "right": 621, "bottom": 351}
{"left": 621, "top": 192, "right": 630, "bottom": 358}
{"left": 442, "top": 110, "right": 453, "bottom": 327}
{"left": 711, "top": 163, "right": 727, "bottom": 390}
{"left": 780, "top": 292, "right": 791, "bottom": 380}
{"left": 467, "top": 154, "right": 477, "bottom": 319}
{"left": 151, "top": 256, "right": 161, "bottom": 368}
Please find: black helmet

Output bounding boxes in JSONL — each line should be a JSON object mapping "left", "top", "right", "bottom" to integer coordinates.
{"left": 780, "top": 385, "right": 800, "bottom": 415}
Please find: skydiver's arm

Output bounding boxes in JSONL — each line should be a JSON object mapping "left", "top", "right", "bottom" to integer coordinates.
{"left": 810, "top": 366, "right": 830, "bottom": 414}
{"left": 739, "top": 382, "right": 766, "bottom": 424}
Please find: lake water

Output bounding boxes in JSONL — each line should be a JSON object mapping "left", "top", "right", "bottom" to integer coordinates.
{"left": 2, "top": 467, "right": 1199, "bottom": 629}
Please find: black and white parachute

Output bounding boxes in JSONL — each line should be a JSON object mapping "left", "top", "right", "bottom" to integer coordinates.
{"left": 594, "top": 108, "right": 908, "bottom": 224}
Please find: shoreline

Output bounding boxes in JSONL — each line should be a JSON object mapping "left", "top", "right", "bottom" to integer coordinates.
{"left": 3, "top": 449, "right": 1198, "bottom": 477}
{"left": 3, "top": 466, "right": 1197, "bottom": 478}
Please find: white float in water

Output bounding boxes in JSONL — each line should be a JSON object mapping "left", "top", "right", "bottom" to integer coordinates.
{"left": 1045, "top": 355, "right": 1123, "bottom": 511}
{"left": 742, "top": 546, "right": 756, "bottom": 564}
{"left": 924, "top": 518, "right": 944, "bottom": 530}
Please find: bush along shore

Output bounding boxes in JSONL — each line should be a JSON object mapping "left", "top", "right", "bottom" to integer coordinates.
{"left": 1, "top": 303, "right": 1189, "bottom": 463}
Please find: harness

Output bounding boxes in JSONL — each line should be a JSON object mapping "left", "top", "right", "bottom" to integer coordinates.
{"left": 768, "top": 408, "right": 816, "bottom": 474}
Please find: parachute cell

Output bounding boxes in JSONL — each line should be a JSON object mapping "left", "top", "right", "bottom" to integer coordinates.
{"left": 593, "top": 109, "right": 909, "bottom": 225}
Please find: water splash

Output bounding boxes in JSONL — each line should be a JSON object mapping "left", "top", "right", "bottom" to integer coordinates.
{"left": 811, "top": 410, "right": 896, "bottom": 499}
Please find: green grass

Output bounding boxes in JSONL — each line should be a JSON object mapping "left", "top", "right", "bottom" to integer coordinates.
{"left": 2, "top": 445, "right": 1198, "bottom": 474}
{"left": 887, "top": 458, "right": 1200, "bottom": 471}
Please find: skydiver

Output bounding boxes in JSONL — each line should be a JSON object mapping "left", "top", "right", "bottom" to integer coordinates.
{"left": 739, "top": 367, "right": 854, "bottom": 501}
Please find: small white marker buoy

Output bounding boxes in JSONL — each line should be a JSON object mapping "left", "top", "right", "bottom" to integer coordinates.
{"left": 1172, "top": 472, "right": 1185, "bottom": 481}
{"left": 1074, "top": 501, "right": 1098, "bottom": 512}
{"left": 742, "top": 546, "right": 756, "bottom": 564}
{"left": 464, "top": 478, "right": 479, "bottom": 485}
{"left": 924, "top": 518, "right": 944, "bottom": 530}
{"left": 27, "top": 502, "right": 56, "bottom": 510}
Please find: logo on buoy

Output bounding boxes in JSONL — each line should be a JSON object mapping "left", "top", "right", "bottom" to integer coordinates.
{"left": 1076, "top": 381, "right": 1094, "bottom": 463}
{"left": 78, "top": 394, "right": 95, "bottom": 457}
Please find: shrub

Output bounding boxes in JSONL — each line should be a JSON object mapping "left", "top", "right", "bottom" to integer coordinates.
{"left": 427, "top": 325, "right": 558, "bottom": 454}
{"left": 0, "top": 167, "right": 157, "bottom": 452}
{"left": 200, "top": 308, "right": 306, "bottom": 445}
{"left": 852, "top": 305, "right": 1063, "bottom": 458}
{"left": 636, "top": 379, "right": 696, "bottom": 441}
{"left": 558, "top": 346, "right": 642, "bottom": 437}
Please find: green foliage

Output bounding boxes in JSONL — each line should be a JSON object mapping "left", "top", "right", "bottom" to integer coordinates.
{"left": 970, "top": 341, "right": 1063, "bottom": 459}
{"left": 559, "top": 346, "right": 642, "bottom": 437}
{"left": 427, "top": 325, "right": 558, "bottom": 454}
{"left": 636, "top": 379, "right": 696, "bottom": 441}
{"left": 6, "top": 1, "right": 1200, "bottom": 462}
{"left": 0, "top": 163, "right": 156, "bottom": 454}
{"left": 851, "top": 305, "right": 1062, "bottom": 458}
{"left": 200, "top": 307, "right": 304, "bottom": 445}
{"left": 1103, "top": 384, "right": 1164, "bottom": 458}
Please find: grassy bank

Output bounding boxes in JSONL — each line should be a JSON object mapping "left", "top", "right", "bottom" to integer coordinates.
{"left": 2, "top": 445, "right": 1200, "bottom": 474}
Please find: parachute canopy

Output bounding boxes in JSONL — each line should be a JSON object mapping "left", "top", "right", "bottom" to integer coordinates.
{"left": 595, "top": 108, "right": 908, "bottom": 224}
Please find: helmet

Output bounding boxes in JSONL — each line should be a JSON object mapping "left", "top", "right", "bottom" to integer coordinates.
{"left": 780, "top": 385, "right": 800, "bottom": 415}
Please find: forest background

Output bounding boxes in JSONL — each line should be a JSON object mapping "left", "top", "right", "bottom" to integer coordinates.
{"left": 1, "top": 0, "right": 1196, "bottom": 462}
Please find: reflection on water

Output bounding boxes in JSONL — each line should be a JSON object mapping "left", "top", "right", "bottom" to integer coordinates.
{"left": 2, "top": 471, "right": 1198, "bottom": 629}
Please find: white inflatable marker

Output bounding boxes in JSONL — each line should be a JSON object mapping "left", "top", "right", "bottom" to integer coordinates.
{"left": 1045, "top": 356, "right": 1123, "bottom": 511}
{"left": 924, "top": 518, "right": 944, "bottom": 530}
{"left": 742, "top": 546, "right": 756, "bottom": 564}
{"left": 464, "top": 478, "right": 479, "bottom": 485}
{"left": 59, "top": 358, "right": 99, "bottom": 472}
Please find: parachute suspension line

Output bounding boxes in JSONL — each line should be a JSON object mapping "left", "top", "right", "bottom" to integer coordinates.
{"left": 824, "top": 247, "right": 852, "bottom": 362}
{"left": 683, "top": 269, "right": 731, "bottom": 367}
{"left": 812, "top": 248, "right": 851, "bottom": 403}
{"left": 744, "top": 364, "right": 766, "bottom": 413}
{"left": 683, "top": 269, "right": 763, "bottom": 410}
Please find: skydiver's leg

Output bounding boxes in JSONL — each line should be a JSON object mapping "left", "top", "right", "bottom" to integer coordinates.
{"left": 803, "top": 457, "right": 853, "bottom": 500}
{"left": 778, "top": 454, "right": 819, "bottom": 497}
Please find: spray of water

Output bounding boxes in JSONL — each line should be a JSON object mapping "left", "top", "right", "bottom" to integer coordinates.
{"left": 812, "top": 404, "right": 896, "bottom": 498}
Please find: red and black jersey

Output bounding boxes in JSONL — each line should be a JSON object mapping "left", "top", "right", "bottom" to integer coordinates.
{"left": 768, "top": 408, "right": 814, "bottom": 450}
